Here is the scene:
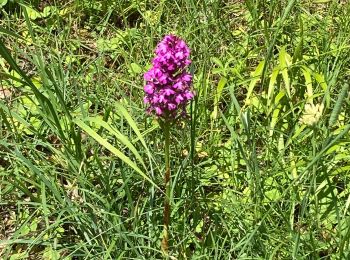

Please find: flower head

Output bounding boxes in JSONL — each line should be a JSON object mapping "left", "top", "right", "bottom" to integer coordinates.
{"left": 144, "top": 35, "right": 194, "bottom": 120}
{"left": 299, "top": 102, "right": 324, "bottom": 126}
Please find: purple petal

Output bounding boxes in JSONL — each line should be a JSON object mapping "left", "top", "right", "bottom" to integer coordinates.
{"left": 164, "top": 88, "right": 175, "bottom": 96}
{"left": 175, "top": 94, "right": 184, "bottom": 104}
{"left": 184, "top": 91, "right": 194, "bottom": 100}
{"left": 144, "top": 84, "right": 154, "bottom": 94}
{"left": 182, "top": 73, "right": 192, "bottom": 82}
{"left": 155, "top": 107, "right": 163, "bottom": 115}
{"left": 168, "top": 103, "right": 177, "bottom": 110}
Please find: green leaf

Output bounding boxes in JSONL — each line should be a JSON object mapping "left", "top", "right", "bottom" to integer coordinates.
{"left": 329, "top": 83, "right": 349, "bottom": 126}
{"left": 10, "top": 252, "right": 29, "bottom": 260}
{"left": 264, "top": 189, "right": 281, "bottom": 202}
{"left": 211, "top": 76, "right": 227, "bottom": 119}
{"left": 302, "top": 66, "right": 313, "bottom": 103}
{"left": 211, "top": 57, "right": 224, "bottom": 69}
{"left": 275, "top": 90, "right": 286, "bottom": 105}
{"left": 42, "top": 246, "right": 61, "bottom": 260}
{"left": 279, "top": 47, "right": 291, "bottom": 97}
{"left": 292, "top": 18, "right": 304, "bottom": 63}
{"left": 25, "top": 6, "right": 42, "bottom": 20}
{"left": 0, "top": 0, "right": 7, "bottom": 7}
{"left": 0, "top": 27, "right": 25, "bottom": 41}
{"left": 115, "top": 102, "right": 152, "bottom": 157}
{"left": 269, "top": 105, "right": 281, "bottom": 137}
{"left": 128, "top": 62, "right": 142, "bottom": 76}
{"left": 314, "top": 72, "right": 329, "bottom": 107}
{"left": 74, "top": 119, "right": 158, "bottom": 189}
{"left": 83, "top": 116, "right": 146, "bottom": 169}
{"left": 42, "top": 6, "right": 56, "bottom": 17}
{"left": 246, "top": 60, "right": 265, "bottom": 103}
{"left": 267, "top": 67, "right": 279, "bottom": 113}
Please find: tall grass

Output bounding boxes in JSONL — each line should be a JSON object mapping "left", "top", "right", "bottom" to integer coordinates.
{"left": 1, "top": 0, "right": 350, "bottom": 258}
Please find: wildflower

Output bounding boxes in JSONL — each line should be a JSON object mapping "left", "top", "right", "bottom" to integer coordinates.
{"left": 299, "top": 102, "right": 324, "bottom": 126}
{"left": 143, "top": 35, "right": 194, "bottom": 120}
{"left": 143, "top": 35, "right": 195, "bottom": 255}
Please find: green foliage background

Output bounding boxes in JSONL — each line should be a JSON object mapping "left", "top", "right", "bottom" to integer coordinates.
{"left": 0, "top": 0, "right": 350, "bottom": 259}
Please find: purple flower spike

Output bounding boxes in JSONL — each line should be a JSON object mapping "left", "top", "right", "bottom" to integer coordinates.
{"left": 143, "top": 35, "right": 194, "bottom": 120}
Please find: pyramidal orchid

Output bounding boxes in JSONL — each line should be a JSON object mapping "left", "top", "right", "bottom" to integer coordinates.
{"left": 143, "top": 35, "right": 194, "bottom": 256}
{"left": 144, "top": 35, "right": 194, "bottom": 120}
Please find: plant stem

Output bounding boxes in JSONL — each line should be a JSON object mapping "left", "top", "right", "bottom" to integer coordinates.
{"left": 312, "top": 127, "right": 319, "bottom": 228}
{"left": 161, "top": 123, "right": 171, "bottom": 256}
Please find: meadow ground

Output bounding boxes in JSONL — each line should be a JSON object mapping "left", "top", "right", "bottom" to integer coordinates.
{"left": 1, "top": 0, "right": 350, "bottom": 259}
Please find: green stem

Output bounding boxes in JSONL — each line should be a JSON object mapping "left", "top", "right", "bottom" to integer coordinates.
{"left": 312, "top": 127, "right": 319, "bottom": 228}
{"left": 161, "top": 123, "right": 171, "bottom": 256}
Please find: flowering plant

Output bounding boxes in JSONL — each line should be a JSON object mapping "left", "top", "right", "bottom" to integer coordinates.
{"left": 143, "top": 35, "right": 194, "bottom": 256}
{"left": 144, "top": 35, "right": 194, "bottom": 121}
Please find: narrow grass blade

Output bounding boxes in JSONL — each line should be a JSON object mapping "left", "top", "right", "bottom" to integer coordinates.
{"left": 329, "top": 83, "right": 349, "bottom": 126}
{"left": 83, "top": 116, "right": 146, "bottom": 169}
{"left": 74, "top": 119, "right": 158, "bottom": 189}
{"left": 246, "top": 60, "right": 265, "bottom": 103}
{"left": 115, "top": 102, "right": 152, "bottom": 156}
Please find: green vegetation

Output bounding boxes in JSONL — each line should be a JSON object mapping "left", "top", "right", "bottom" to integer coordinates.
{"left": 1, "top": 0, "right": 350, "bottom": 258}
